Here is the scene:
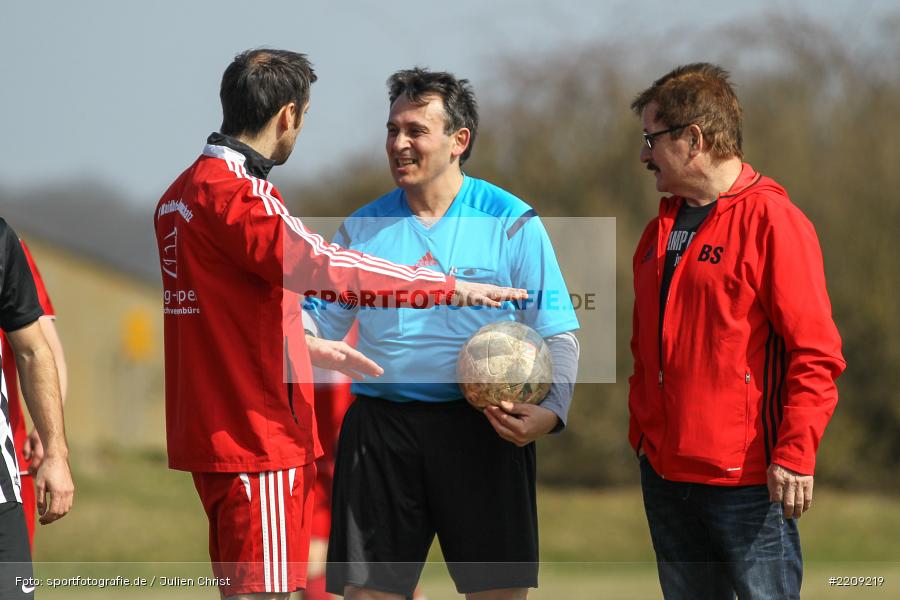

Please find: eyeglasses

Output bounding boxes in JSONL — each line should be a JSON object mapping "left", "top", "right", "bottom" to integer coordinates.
{"left": 642, "top": 124, "right": 691, "bottom": 149}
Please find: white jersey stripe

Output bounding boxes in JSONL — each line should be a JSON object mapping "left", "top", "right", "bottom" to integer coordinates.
{"left": 263, "top": 181, "right": 287, "bottom": 216}
{"left": 251, "top": 176, "right": 273, "bottom": 216}
{"left": 245, "top": 162, "right": 445, "bottom": 281}
{"left": 267, "top": 471, "right": 280, "bottom": 593}
{"left": 0, "top": 341, "right": 22, "bottom": 503}
{"left": 277, "top": 470, "right": 288, "bottom": 591}
{"left": 239, "top": 473, "right": 252, "bottom": 502}
{"left": 287, "top": 216, "right": 447, "bottom": 281}
{"left": 277, "top": 214, "right": 446, "bottom": 282}
{"left": 266, "top": 189, "right": 290, "bottom": 216}
{"left": 259, "top": 473, "right": 272, "bottom": 593}
{"left": 260, "top": 181, "right": 277, "bottom": 216}
{"left": 203, "top": 146, "right": 449, "bottom": 285}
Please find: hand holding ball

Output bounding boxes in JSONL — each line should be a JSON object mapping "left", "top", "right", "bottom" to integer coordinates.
{"left": 457, "top": 321, "right": 552, "bottom": 410}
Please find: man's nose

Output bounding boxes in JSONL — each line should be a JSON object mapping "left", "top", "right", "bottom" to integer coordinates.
{"left": 640, "top": 145, "right": 652, "bottom": 163}
{"left": 392, "top": 132, "right": 410, "bottom": 152}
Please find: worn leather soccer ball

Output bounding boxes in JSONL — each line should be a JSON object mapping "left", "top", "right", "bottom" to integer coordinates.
{"left": 457, "top": 321, "right": 552, "bottom": 410}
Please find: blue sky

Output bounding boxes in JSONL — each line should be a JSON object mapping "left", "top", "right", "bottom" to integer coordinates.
{"left": 1, "top": 0, "right": 895, "bottom": 205}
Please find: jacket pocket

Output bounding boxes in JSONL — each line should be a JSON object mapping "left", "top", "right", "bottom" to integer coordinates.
{"left": 668, "top": 371, "right": 749, "bottom": 471}
{"left": 743, "top": 370, "right": 752, "bottom": 453}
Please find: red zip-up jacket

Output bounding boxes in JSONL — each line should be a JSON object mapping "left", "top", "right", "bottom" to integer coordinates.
{"left": 155, "top": 139, "right": 455, "bottom": 473}
{"left": 629, "top": 163, "right": 845, "bottom": 485}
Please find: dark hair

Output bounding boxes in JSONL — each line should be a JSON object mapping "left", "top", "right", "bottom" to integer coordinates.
{"left": 631, "top": 63, "right": 743, "bottom": 159}
{"left": 220, "top": 49, "right": 318, "bottom": 137}
{"left": 387, "top": 68, "right": 479, "bottom": 165}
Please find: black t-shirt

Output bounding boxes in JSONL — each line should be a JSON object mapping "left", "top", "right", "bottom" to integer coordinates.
{"left": 0, "top": 219, "right": 43, "bottom": 333}
{"left": 658, "top": 201, "right": 716, "bottom": 340}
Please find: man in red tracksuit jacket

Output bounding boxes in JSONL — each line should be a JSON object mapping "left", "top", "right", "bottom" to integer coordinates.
{"left": 628, "top": 63, "right": 845, "bottom": 600}
{"left": 154, "top": 49, "right": 522, "bottom": 600}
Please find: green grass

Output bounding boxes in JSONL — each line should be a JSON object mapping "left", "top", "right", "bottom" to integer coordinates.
{"left": 29, "top": 447, "right": 900, "bottom": 598}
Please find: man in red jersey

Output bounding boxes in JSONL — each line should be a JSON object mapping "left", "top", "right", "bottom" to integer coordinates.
{"left": 154, "top": 49, "right": 524, "bottom": 600}
{"left": 628, "top": 63, "right": 845, "bottom": 600}
{"left": 2, "top": 239, "right": 68, "bottom": 551}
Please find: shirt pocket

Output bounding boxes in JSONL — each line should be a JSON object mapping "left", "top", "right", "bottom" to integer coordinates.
{"left": 446, "top": 266, "right": 508, "bottom": 337}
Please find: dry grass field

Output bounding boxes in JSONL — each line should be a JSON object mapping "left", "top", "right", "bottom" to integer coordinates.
{"left": 27, "top": 448, "right": 900, "bottom": 599}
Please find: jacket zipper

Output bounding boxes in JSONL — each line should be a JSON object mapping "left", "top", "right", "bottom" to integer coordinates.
{"left": 658, "top": 201, "right": 719, "bottom": 370}
{"left": 656, "top": 199, "right": 718, "bottom": 477}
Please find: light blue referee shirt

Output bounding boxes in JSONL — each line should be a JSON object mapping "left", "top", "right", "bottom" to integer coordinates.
{"left": 305, "top": 175, "right": 579, "bottom": 402}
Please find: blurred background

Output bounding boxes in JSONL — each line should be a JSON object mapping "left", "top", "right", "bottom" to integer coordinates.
{"left": 1, "top": 1, "right": 898, "bottom": 597}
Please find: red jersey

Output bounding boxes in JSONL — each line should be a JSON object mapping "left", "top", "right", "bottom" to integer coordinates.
{"left": 629, "top": 163, "right": 845, "bottom": 485}
{"left": 155, "top": 139, "right": 455, "bottom": 473}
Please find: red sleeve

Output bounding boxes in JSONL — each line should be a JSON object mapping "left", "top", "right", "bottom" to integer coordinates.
{"left": 757, "top": 198, "right": 846, "bottom": 475}
{"left": 19, "top": 240, "right": 55, "bottom": 317}
{"left": 212, "top": 177, "right": 456, "bottom": 306}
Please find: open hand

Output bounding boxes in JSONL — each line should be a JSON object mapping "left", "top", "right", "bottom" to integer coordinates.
{"left": 452, "top": 281, "right": 528, "bottom": 308}
{"left": 306, "top": 335, "right": 383, "bottom": 380}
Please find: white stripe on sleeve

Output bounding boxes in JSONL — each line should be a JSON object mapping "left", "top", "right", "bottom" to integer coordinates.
{"left": 259, "top": 473, "right": 272, "bottom": 593}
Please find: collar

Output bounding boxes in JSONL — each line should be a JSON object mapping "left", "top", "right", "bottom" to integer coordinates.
{"left": 660, "top": 162, "right": 761, "bottom": 218}
{"left": 205, "top": 132, "right": 276, "bottom": 179}
{"left": 719, "top": 162, "right": 759, "bottom": 199}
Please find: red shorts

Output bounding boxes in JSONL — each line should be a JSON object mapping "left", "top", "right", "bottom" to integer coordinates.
{"left": 192, "top": 464, "right": 315, "bottom": 596}
{"left": 20, "top": 474, "right": 35, "bottom": 550}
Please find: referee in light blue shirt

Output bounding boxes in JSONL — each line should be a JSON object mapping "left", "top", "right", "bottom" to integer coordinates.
{"left": 305, "top": 68, "right": 579, "bottom": 600}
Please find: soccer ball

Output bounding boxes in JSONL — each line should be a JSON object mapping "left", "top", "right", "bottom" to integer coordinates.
{"left": 457, "top": 321, "right": 553, "bottom": 410}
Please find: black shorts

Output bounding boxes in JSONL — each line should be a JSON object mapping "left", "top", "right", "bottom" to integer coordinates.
{"left": 326, "top": 395, "right": 538, "bottom": 597}
{"left": 0, "top": 501, "right": 34, "bottom": 599}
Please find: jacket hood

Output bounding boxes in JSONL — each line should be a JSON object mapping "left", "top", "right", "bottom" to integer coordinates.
{"left": 658, "top": 163, "right": 787, "bottom": 218}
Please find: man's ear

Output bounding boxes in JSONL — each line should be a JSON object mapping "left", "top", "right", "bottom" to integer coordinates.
{"left": 451, "top": 128, "right": 471, "bottom": 161}
{"left": 275, "top": 103, "right": 297, "bottom": 132}
{"left": 688, "top": 123, "right": 703, "bottom": 156}
{"left": 286, "top": 103, "right": 297, "bottom": 129}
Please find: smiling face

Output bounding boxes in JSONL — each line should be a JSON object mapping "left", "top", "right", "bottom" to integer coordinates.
{"left": 640, "top": 102, "right": 692, "bottom": 194}
{"left": 386, "top": 94, "right": 464, "bottom": 191}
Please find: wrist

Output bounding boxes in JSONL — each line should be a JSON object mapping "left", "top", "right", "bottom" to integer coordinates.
{"left": 41, "top": 444, "right": 69, "bottom": 461}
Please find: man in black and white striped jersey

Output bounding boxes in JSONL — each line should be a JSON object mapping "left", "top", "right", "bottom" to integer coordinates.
{"left": 0, "top": 218, "right": 73, "bottom": 599}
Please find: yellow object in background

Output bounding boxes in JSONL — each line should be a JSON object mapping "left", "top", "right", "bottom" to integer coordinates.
{"left": 122, "top": 309, "right": 154, "bottom": 363}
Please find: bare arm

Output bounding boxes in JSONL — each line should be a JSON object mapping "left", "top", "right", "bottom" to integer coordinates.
{"left": 22, "top": 316, "right": 68, "bottom": 471}
{"left": 38, "top": 316, "right": 67, "bottom": 401}
{"left": 7, "top": 320, "right": 73, "bottom": 524}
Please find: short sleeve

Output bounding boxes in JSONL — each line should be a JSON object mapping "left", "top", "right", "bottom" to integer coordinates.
{"left": 510, "top": 213, "right": 580, "bottom": 337}
{"left": 0, "top": 221, "right": 44, "bottom": 332}
{"left": 20, "top": 240, "right": 55, "bottom": 316}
